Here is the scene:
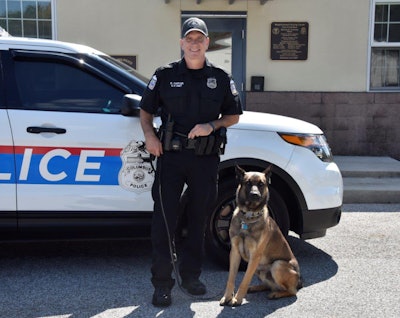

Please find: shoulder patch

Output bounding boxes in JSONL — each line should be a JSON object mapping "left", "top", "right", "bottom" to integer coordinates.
{"left": 230, "top": 79, "right": 239, "bottom": 96}
{"left": 148, "top": 75, "right": 157, "bottom": 90}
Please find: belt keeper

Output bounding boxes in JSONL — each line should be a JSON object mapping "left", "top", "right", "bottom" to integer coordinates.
{"left": 208, "top": 121, "right": 215, "bottom": 132}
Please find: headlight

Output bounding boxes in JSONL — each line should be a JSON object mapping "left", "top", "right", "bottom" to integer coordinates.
{"left": 278, "top": 133, "right": 333, "bottom": 162}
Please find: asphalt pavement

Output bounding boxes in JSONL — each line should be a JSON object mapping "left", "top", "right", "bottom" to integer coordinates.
{"left": 0, "top": 203, "right": 399, "bottom": 318}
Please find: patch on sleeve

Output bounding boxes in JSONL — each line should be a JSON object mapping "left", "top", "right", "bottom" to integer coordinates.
{"left": 148, "top": 75, "right": 157, "bottom": 90}
{"left": 230, "top": 79, "right": 239, "bottom": 96}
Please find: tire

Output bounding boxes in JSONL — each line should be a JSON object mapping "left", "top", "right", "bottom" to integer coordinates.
{"left": 204, "top": 178, "right": 290, "bottom": 268}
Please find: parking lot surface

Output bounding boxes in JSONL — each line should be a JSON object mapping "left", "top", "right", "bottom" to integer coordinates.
{"left": 0, "top": 204, "right": 399, "bottom": 318}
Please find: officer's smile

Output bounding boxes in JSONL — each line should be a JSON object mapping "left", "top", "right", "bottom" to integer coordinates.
{"left": 181, "top": 31, "right": 209, "bottom": 61}
{"left": 189, "top": 47, "right": 201, "bottom": 53}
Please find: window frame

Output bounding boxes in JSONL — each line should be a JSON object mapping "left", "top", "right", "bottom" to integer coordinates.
{"left": 369, "top": 0, "right": 400, "bottom": 91}
{"left": 0, "top": 0, "right": 54, "bottom": 39}
{"left": 5, "top": 50, "right": 133, "bottom": 114}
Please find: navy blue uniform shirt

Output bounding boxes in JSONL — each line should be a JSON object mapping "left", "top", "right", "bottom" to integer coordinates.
{"left": 140, "top": 58, "right": 242, "bottom": 135}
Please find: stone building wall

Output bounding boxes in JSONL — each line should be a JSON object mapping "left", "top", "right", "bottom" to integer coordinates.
{"left": 246, "top": 92, "right": 400, "bottom": 160}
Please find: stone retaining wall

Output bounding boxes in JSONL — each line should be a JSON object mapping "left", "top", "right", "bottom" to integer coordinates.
{"left": 246, "top": 92, "right": 400, "bottom": 160}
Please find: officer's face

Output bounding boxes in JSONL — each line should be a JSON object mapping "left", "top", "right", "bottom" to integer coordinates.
{"left": 180, "top": 31, "right": 209, "bottom": 62}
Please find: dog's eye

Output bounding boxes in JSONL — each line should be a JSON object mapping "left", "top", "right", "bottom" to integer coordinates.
{"left": 246, "top": 181, "right": 256, "bottom": 189}
{"left": 258, "top": 181, "right": 265, "bottom": 187}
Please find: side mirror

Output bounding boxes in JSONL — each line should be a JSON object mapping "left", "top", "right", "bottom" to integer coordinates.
{"left": 121, "top": 94, "right": 142, "bottom": 116}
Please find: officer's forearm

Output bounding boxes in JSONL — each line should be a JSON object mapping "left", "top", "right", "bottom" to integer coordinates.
{"left": 140, "top": 109, "right": 156, "bottom": 137}
{"left": 211, "top": 114, "right": 240, "bottom": 130}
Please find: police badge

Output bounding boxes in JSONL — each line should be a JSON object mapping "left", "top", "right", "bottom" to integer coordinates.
{"left": 118, "top": 140, "right": 154, "bottom": 193}
{"left": 207, "top": 77, "right": 217, "bottom": 89}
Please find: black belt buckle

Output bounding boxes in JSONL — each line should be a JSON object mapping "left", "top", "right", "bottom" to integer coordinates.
{"left": 171, "top": 136, "right": 182, "bottom": 151}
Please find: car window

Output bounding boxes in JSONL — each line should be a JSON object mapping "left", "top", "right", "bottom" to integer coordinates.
{"left": 0, "top": 60, "right": 5, "bottom": 109}
{"left": 13, "top": 60, "right": 125, "bottom": 114}
{"left": 98, "top": 54, "right": 149, "bottom": 83}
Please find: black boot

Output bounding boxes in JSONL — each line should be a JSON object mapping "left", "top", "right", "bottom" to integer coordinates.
{"left": 152, "top": 286, "right": 172, "bottom": 307}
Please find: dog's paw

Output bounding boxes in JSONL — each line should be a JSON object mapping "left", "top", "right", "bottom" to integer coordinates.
{"left": 219, "top": 297, "right": 227, "bottom": 306}
{"left": 220, "top": 295, "right": 243, "bottom": 307}
{"left": 229, "top": 296, "right": 243, "bottom": 307}
{"left": 219, "top": 296, "right": 232, "bottom": 306}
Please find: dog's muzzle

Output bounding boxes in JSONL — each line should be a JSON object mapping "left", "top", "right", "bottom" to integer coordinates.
{"left": 249, "top": 186, "right": 261, "bottom": 201}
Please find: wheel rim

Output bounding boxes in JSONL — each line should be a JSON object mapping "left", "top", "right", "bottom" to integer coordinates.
{"left": 212, "top": 197, "right": 236, "bottom": 250}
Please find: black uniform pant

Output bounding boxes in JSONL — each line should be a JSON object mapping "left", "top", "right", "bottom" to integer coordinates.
{"left": 150, "top": 149, "right": 219, "bottom": 289}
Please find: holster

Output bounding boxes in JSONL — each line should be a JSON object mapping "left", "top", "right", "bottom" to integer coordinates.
{"left": 194, "top": 127, "right": 227, "bottom": 156}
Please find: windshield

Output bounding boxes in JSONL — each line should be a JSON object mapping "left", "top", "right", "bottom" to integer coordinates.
{"left": 98, "top": 54, "right": 149, "bottom": 83}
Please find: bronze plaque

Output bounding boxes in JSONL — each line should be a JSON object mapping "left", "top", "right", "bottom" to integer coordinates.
{"left": 112, "top": 55, "right": 137, "bottom": 69}
{"left": 271, "top": 22, "right": 309, "bottom": 60}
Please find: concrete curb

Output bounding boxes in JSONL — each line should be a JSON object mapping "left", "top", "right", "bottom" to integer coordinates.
{"left": 334, "top": 156, "right": 400, "bottom": 203}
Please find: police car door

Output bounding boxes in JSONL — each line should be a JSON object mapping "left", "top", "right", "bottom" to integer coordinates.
{"left": 2, "top": 49, "right": 154, "bottom": 215}
{"left": 0, "top": 77, "right": 17, "bottom": 235}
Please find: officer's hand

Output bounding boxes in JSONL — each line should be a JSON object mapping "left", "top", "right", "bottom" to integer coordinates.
{"left": 188, "top": 123, "right": 213, "bottom": 139}
{"left": 144, "top": 133, "right": 163, "bottom": 157}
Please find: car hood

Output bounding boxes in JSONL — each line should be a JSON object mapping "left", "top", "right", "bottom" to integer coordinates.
{"left": 232, "top": 111, "right": 323, "bottom": 134}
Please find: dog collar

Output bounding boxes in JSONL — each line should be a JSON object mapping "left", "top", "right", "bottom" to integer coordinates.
{"left": 240, "top": 215, "right": 261, "bottom": 230}
{"left": 240, "top": 210, "right": 263, "bottom": 219}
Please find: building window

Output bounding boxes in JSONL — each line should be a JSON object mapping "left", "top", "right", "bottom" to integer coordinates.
{"left": 370, "top": 1, "right": 400, "bottom": 90}
{"left": 0, "top": 0, "right": 52, "bottom": 39}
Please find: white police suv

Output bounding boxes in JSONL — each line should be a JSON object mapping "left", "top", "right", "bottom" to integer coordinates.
{"left": 0, "top": 36, "right": 342, "bottom": 265}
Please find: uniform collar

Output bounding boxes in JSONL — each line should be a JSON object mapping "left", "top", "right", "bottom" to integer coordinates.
{"left": 178, "top": 58, "right": 212, "bottom": 76}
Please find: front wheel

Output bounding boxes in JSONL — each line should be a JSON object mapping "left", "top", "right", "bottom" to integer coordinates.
{"left": 204, "top": 178, "right": 290, "bottom": 267}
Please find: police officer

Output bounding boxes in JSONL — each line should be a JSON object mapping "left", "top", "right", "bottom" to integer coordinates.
{"left": 140, "top": 17, "right": 242, "bottom": 307}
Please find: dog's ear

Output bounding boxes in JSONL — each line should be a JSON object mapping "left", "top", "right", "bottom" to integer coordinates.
{"left": 235, "top": 165, "right": 246, "bottom": 182}
{"left": 263, "top": 164, "right": 273, "bottom": 183}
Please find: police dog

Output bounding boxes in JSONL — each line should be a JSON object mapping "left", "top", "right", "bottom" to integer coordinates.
{"left": 220, "top": 165, "right": 301, "bottom": 307}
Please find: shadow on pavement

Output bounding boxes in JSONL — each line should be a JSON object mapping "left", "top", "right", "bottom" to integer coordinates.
{"left": 0, "top": 236, "right": 337, "bottom": 318}
{"left": 212, "top": 236, "right": 338, "bottom": 318}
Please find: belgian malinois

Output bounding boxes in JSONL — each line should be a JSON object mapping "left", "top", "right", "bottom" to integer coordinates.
{"left": 220, "top": 165, "right": 302, "bottom": 307}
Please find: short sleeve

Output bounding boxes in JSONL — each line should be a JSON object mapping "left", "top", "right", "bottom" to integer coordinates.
{"left": 139, "top": 70, "right": 161, "bottom": 114}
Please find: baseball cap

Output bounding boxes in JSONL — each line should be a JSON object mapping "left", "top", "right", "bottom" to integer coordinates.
{"left": 181, "top": 17, "right": 208, "bottom": 38}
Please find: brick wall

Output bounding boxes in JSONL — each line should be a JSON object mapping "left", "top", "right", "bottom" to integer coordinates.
{"left": 246, "top": 92, "right": 400, "bottom": 160}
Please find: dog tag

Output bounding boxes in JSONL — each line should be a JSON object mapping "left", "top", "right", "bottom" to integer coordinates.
{"left": 241, "top": 222, "right": 248, "bottom": 230}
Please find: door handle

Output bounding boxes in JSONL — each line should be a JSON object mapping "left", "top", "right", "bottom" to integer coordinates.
{"left": 27, "top": 126, "right": 67, "bottom": 134}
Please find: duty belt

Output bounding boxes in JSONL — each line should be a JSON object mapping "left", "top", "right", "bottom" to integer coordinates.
{"left": 163, "top": 129, "right": 227, "bottom": 155}
{"left": 173, "top": 135, "right": 196, "bottom": 150}
{"left": 184, "top": 137, "right": 196, "bottom": 149}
